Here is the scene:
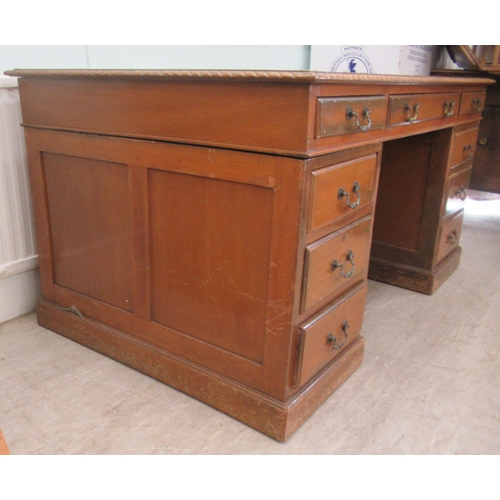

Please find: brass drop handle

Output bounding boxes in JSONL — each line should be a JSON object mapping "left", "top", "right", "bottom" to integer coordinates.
{"left": 443, "top": 101, "right": 455, "bottom": 117}
{"left": 331, "top": 250, "right": 355, "bottom": 278}
{"left": 463, "top": 144, "right": 475, "bottom": 159}
{"left": 326, "top": 321, "right": 349, "bottom": 350}
{"left": 456, "top": 186, "right": 467, "bottom": 201}
{"left": 447, "top": 230, "right": 458, "bottom": 245}
{"left": 346, "top": 106, "right": 372, "bottom": 132}
{"left": 471, "top": 98, "right": 483, "bottom": 113}
{"left": 404, "top": 102, "right": 420, "bottom": 123}
{"left": 338, "top": 181, "right": 361, "bottom": 209}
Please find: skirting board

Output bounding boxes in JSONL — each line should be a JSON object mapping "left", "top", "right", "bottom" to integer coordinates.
{"left": 0, "top": 267, "right": 41, "bottom": 324}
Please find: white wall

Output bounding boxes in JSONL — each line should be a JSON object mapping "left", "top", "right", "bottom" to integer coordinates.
{"left": 0, "top": 46, "right": 89, "bottom": 74}
{"left": 0, "top": 77, "right": 40, "bottom": 324}
{"left": 0, "top": 45, "right": 311, "bottom": 74}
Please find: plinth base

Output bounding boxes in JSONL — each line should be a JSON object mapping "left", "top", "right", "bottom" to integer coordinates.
{"left": 36, "top": 299, "right": 365, "bottom": 442}
{"left": 368, "top": 247, "right": 462, "bottom": 295}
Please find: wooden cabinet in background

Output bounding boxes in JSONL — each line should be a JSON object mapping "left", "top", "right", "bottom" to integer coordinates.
{"left": 470, "top": 77, "right": 500, "bottom": 193}
{"left": 446, "top": 46, "right": 500, "bottom": 75}
{"left": 6, "top": 69, "right": 492, "bottom": 441}
{"left": 437, "top": 48, "right": 500, "bottom": 194}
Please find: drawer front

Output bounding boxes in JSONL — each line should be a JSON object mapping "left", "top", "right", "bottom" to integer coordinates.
{"left": 436, "top": 210, "right": 464, "bottom": 263}
{"left": 445, "top": 166, "right": 472, "bottom": 215}
{"left": 450, "top": 126, "right": 479, "bottom": 169}
{"left": 302, "top": 216, "right": 372, "bottom": 312}
{"left": 316, "top": 96, "right": 387, "bottom": 138}
{"left": 296, "top": 283, "right": 367, "bottom": 387}
{"left": 459, "top": 91, "right": 486, "bottom": 116}
{"left": 309, "top": 153, "right": 378, "bottom": 232}
{"left": 388, "top": 92, "right": 460, "bottom": 127}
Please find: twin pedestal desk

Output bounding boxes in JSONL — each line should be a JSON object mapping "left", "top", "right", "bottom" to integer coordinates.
{"left": 6, "top": 69, "right": 493, "bottom": 441}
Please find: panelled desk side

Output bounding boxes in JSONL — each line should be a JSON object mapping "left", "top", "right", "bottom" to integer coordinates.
{"left": 5, "top": 70, "right": 493, "bottom": 441}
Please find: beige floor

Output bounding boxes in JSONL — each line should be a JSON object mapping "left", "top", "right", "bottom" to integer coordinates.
{"left": 1, "top": 192, "right": 499, "bottom": 455}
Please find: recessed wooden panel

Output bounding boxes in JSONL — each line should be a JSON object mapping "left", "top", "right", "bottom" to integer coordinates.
{"left": 372, "top": 135, "right": 432, "bottom": 250}
{"left": 149, "top": 170, "right": 274, "bottom": 363}
{"left": 43, "top": 153, "right": 133, "bottom": 311}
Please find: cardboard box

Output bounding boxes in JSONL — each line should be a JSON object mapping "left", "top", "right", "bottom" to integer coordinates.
{"left": 310, "top": 45, "right": 435, "bottom": 76}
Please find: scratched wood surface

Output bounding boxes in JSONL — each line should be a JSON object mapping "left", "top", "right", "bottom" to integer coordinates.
{"left": 12, "top": 71, "right": 491, "bottom": 440}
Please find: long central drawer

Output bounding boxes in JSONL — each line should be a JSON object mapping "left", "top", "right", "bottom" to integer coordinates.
{"left": 389, "top": 92, "right": 460, "bottom": 127}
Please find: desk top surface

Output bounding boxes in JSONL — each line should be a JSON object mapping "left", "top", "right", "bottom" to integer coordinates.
{"left": 4, "top": 69, "right": 495, "bottom": 86}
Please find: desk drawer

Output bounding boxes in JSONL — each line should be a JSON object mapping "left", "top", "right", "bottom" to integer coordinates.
{"left": 459, "top": 91, "right": 486, "bottom": 116}
{"left": 445, "top": 166, "right": 472, "bottom": 215}
{"left": 436, "top": 210, "right": 464, "bottom": 263}
{"left": 301, "top": 216, "right": 372, "bottom": 312}
{"left": 450, "top": 126, "right": 479, "bottom": 169}
{"left": 316, "top": 96, "right": 387, "bottom": 138}
{"left": 389, "top": 92, "right": 460, "bottom": 127}
{"left": 309, "top": 153, "right": 378, "bottom": 232}
{"left": 295, "top": 282, "right": 367, "bottom": 387}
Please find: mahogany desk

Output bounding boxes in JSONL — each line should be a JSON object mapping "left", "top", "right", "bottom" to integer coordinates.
{"left": 5, "top": 69, "right": 493, "bottom": 441}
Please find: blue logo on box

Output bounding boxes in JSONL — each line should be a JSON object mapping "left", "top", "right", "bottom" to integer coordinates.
{"left": 332, "top": 46, "right": 374, "bottom": 73}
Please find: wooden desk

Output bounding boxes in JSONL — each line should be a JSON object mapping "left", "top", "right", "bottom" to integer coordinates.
{"left": 5, "top": 69, "right": 493, "bottom": 441}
